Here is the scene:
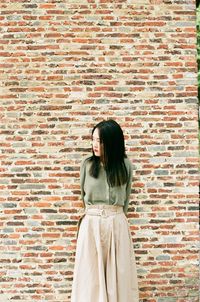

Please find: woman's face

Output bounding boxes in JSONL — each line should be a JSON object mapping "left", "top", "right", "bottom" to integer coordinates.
{"left": 92, "top": 128, "right": 101, "bottom": 157}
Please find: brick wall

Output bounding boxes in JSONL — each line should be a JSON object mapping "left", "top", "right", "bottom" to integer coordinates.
{"left": 0, "top": 1, "right": 199, "bottom": 301}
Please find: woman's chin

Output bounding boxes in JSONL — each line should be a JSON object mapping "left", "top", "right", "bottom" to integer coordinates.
{"left": 94, "top": 151, "right": 100, "bottom": 157}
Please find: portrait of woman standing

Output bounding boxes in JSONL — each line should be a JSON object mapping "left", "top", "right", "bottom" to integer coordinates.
{"left": 71, "top": 119, "right": 139, "bottom": 302}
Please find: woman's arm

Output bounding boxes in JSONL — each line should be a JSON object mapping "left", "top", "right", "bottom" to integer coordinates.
{"left": 80, "top": 156, "right": 89, "bottom": 207}
{"left": 123, "top": 159, "right": 133, "bottom": 215}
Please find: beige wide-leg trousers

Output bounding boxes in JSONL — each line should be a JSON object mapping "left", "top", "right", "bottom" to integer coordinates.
{"left": 71, "top": 204, "right": 139, "bottom": 302}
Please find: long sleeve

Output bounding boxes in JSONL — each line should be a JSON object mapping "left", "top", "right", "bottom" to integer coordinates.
{"left": 80, "top": 156, "right": 88, "bottom": 207}
{"left": 123, "top": 160, "right": 133, "bottom": 215}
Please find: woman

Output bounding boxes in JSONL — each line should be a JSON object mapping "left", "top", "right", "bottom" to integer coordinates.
{"left": 71, "top": 119, "right": 139, "bottom": 302}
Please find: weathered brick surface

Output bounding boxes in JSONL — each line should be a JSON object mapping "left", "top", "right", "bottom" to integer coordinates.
{"left": 0, "top": 1, "right": 199, "bottom": 301}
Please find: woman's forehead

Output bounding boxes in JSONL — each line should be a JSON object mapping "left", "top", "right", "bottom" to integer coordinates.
{"left": 92, "top": 128, "right": 100, "bottom": 138}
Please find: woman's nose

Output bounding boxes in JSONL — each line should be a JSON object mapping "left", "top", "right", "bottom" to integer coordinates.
{"left": 93, "top": 141, "right": 98, "bottom": 148}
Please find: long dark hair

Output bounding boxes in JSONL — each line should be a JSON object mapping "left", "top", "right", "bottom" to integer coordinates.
{"left": 89, "top": 119, "right": 128, "bottom": 187}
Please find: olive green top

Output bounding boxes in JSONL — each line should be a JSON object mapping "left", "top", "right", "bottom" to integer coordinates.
{"left": 80, "top": 156, "right": 133, "bottom": 214}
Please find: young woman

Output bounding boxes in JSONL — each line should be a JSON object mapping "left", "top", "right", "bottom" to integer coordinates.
{"left": 71, "top": 119, "right": 139, "bottom": 302}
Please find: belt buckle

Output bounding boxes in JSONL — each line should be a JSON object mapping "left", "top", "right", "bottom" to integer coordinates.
{"left": 101, "top": 209, "right": 107, "bottom": 218}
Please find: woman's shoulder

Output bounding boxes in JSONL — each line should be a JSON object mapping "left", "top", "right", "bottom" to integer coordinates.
{"left": 80, "top": 155, "right": 92, "bottom": 168}
{"left": 124, "top": 156, "right": 132, "bottom": 168}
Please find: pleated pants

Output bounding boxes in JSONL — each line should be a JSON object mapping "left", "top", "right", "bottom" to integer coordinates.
{"left": 71, "top": 204, "right": 139, "bottom": 302}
